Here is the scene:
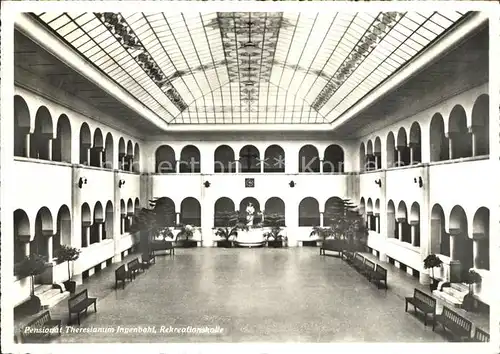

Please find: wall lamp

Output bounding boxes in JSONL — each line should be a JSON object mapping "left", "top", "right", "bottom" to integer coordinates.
{"left": 118, "top": 179, "right": 126, "bottom": 188}
{"left": 78, "top": 177, "right": 87, "bottom": 189}
{"left": 414, "top": 176, "right": 423, "bottom": 188}
{"left": 289, "top": 181, "right": 296, "bottom": 188}
{"left": 204, "top": 181, "right": 211, "bottom": 188}
{"left": 374, "top": 179, "right": 382, "bottom": 187}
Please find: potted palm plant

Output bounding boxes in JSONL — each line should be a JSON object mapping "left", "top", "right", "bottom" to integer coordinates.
{"left": 423, "top": 254, "right": 443, "bottom": 291}
{"left": 214, "top": 211, "right": 248, "bottom": 248}
{"left": 55, "top": 245, "right": 81, "bottom": 294}
{"left": 17, "top": 253, "right": 48, "bottom": 313}
{"left": 175, "top": 224, "right": 197, "bottom": 248}
{"left": 263, "top": 213, "right": 287, "bottom": 248}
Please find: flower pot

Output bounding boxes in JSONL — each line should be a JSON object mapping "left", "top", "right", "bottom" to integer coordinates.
{"left": 267, "top": 240, "right": 283, "bottom": 248}
{"left": 217, "top": 240, "right": 233, "bottom": 248}
{"left": 64, "top": 280, "right": 76, "bottom": 294}
{"left": 26, "top": 295, "right": 42, "bottom": 314}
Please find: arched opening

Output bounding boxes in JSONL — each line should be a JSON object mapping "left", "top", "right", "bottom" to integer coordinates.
{"left": 14, "top": 209, "right": 31, "bottom": 268}
{"left": 120, "top": 200, "right": 126, "bottom": 234}
{"left": 180, "top": 197, "right": 201, "bottom": 226}
{"left": 81, "top": 203, "right": 91, "bottom": 247}
{"left": 264, "top": 197, "right": 285, "bottom": 226}
{"left": 180, "top": 145, "right": 201, "bottom": 173}
{"left": 366, "top": 140, "right": 376, "bottom": 171}
{"left": 264, "top": 145, "right": 285, "bottom": 173}
{"left": 155, "top": 145, "right": 176, "bottom": 173}
{"left": 79, "top": 123, "right": 92, "bottom": 165}
{"left": 298, "top": 197, "right": 320, "bottom": 226}
{"left": 33, "top": 207, "right": 53, "bottom": 260}
{"left": 239, "top": 197, "right": 261, "bottom": 225}
{"left": 133, "top": 143, "right": 140, "bottom": 173}
{"left": 387, "top": 200, "right": 396, "bottom": 239}
{"left": 471, "top": 94, "right": 489, "bottom": 156}
{"left": 53, "top": 115, "right": 72, "bottom": 163}
{"left": 472, "top": 207, "right": 489, "bottom": 270}
{"left": 118, "top": 138, "right": 126, "bottom": 170}
{"left": 359, "top": 197, "right": 366, "bottom": 224}
{"left": 324, "top": 197, "right": 344, "bottom": 227}
{"left": 90, "top": 128, "right": 104, "bottom": 167}
{"left": 396, "top": 127, "right": 410, "bottom": 167}
{"left": 55, "top": 205, "right": 71, "bottom": 257}
{"left": 397, "top": 201, "right": 410, "bottom": 242}
{"left": 409, "top": 122, "right": 422, "bottom": 164}
{"left": 374, "top": 137, "right": 382, "bottom": 170}
{"left": 299, "top": 145, "right": 320, "bottom": 173}
{"left": 14, "top": 95, "right": 31, "bottom": 157}
{"left": 31, "top": 106, "right": 53, "bottom": 160}
{"left": 366, "top": 198, "right": 376, "bottom": 232}
{"left": 134, "top": 198, "right": 140, "bottom": 214}
{"left": 431, "top": 204, "right": 449, "bottom": 256}
{"left": 104, "top": 133, "right": 114, "bottom": 169}
{"left": 239, "top": 145, "right": 260, "bottom": 173}
{"left": 154, "top": 197, "right": 176, "bottom": 227}
{"left": 430, "top": 113, "right": 449, "bottom": 162}
{"left": 214, "top": 145, "right": 236, "bottom": 173}
{"left": 449, "top": 205, "right": 473, "bottom": 279}
{"left": 359, "top": 143, "right": 366, "bottom": 172}
{"left": 448, "top": 105, "right": 472, "bottom": 159}
{"left": 374, "top": 199, "right": 380, "bottom": 233}
{"left": 90, "top": 202, "right": 104, "bottom": 245}
{"left": 386, "top": 132, "right": 396, "bottom": 168}
{"left": 105, "top": 201, "right": 114, "bottom": 241}
{"left": 214, "top": 197, "right": 235, "bottom": 226}
{"left": 125, "top": 140, "right": 134, "bottom": 171}
{"left": 409, "top": 202, "right": 420, "bottom": 247}
{"left": 323, "top": 144, "right": 344, "bottom": 173}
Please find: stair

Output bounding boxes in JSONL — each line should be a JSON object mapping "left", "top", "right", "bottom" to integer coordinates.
{"left": 34, "top": 284, "right": 70, "bottom": 309}
{"left": 432, "top": 283, "right": 469, "bottom": 308}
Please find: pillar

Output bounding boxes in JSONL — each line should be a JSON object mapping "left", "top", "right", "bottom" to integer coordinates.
{"left": 319, "top": 212, "right": 324, "bottom": 227}
{"left": 120, "top": 155, "right": 125, "bottom": 170}
{"left": 235, "top": 160, "right": 240, "bottom": 173}
{"left": 47, "top": 235, "right": 53, "bottom": 261}
{"left": 398, "top": 221, "right": 403, "bottom": 240}
{"left": 176, "top": 160, "right": 180, "bottom": 173}
{"left": 397, "top": 149, "right": 402, "bottom": 167}
{"left": 409, "top": 146, "right": 414, "bottom": 165}
{"left": 411, "top": 224, "right": 416, "bottom": 246}
{"left": 85, "top": 227, "right": 90, "bottom": 247}
{"left": 448, "top": 137, "right": 454, "bottom": 160}
{"left": 129, "top": 157, "right": 134, "bottom": 172}
{"left": 98, "top": 150, "right": 104, "bottom": 168}
{"left": 86, "top": 148, "right": 91, "bottom": 166}
{"left": 25, "top": 134, "right": 31, "bottom": 158}
{"left": 260, "top": 159, "right": 264, "bottom": 173}
{"left": 374, "top": 153, "right": 380, "bottom": 170}
{"left": 98, "top": 223, "right": 103, "bottom": 242}
{"left": 367, "top": 213, "right": 372, "bottom": 230}
{"left": 176, "top": 212, "right": 180, "bottom": 225}
{"left": 121, "top": 216, "right": 125, "bottom": 234}
{"left": 376, "top": 215, "right": 380, "bottom": 233}
{"left": 319, "top": 160, "right": 323, "bottom": 174}
{"left": 469, "top": 126, "right": 477, "bottom": 157}
{"left": 472, "top": 233, "right": 485, "bottom": 269}
{"left": 48, "top": 139, "right": 53, "bottom": 161}
{"left": 449, "top": 232, "right": 459, "bottom": 261}
{"left": 24, "top": 241, "right": 31, "bottom": 257}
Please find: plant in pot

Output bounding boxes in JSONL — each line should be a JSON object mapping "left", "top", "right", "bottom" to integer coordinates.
{"left": 462, "top": 269, "right": 482, "bottom": 311}
{"left": 423, "top": 254, "right": 443, "bottom": 291}
{"left": 309, "top": 226, "right": 334, "bottom": 246}
{"left": 17, "top": 253, "right": 49, "bottom": 313}
{"left": 263, "top": 213, "right": 286, "bottom": 248}
{"left": 213, "top": 211, "right": 249, "bottom": 248}
{"left": 175, "top": 224, "right": 196, "bottom": 248}
{"left": 55, "top": 245, "right": 81, "bottom": 294}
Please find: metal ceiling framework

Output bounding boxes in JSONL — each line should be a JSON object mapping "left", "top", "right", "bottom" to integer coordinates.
{"left": 33, "top": 11, "right": 465, "bottom": 125}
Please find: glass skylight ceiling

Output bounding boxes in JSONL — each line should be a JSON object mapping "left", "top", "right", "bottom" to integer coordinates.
{"left": 34, "top": 11, "right": 466, "bottom": 125}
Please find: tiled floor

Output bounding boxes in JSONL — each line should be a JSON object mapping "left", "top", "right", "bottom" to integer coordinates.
{"left": 16, "top": 247, "right": 489, "bottom": 343}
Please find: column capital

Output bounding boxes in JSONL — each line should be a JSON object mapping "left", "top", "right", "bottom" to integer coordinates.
{"left": 409, "top": 220, "right": 419, "bottom": 226}
{"left": 448, "top": 228, "right": 462, "bottom": 236}
{"left": 396, "top": 217, "right": 406, "bottom": 223}
{"left": 472, "top": 232, "right": 486, "bottom": 241}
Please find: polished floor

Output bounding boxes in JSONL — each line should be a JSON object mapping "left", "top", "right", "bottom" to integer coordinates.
{"left": 33, "top": 247, "right": 459, "bottom": 343}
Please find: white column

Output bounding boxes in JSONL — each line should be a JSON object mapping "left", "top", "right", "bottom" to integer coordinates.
{"left": 121, "top": 216, "right": 125, "bottom": 234}
{"left": 24, "top": 241, "right": 31, "bottom": 257}
{"left": 176, "top": 160, "right": 180, "bottom": 173}
{"left": 319, "top": 160, "right": 323, "bottom": 174}
{"left": 176, "top": 212, "right": 181, "bottom": 225}
{"left": 120, "top": 156, "right": 125, "bottom": 170}
{"left": 448, "top": 137, "right": 454, "bottom": 160}
{"left": 98, "top": 150, "right": 104, "bottom": 168}
{"left": 129, "top": 158, "right": 134, "bottom": 172}
{"left": 98, "top": 223, "right": 103, "bottom": 242}
{"left": 85, "top": 227, "right": 90, "bottom": 247}
{"left": 376, "top": 216, "right": 380, "bottom": 233}
{"left": 25, "top": 134, "right": 31, "bottom": 158}
{"left": 470, "top": 128, "right": 477, "bottom": 157}
{"left": 409, "top": 146, "right": 414, "bottom": 165}
{"left": 398, "top": 221, "right": 403, "bottom": 241}
{"left": 235, "top": 160, "right": 240, "bottom": 173}
{"left": 319, "top": 212, "right": 324, "bottom": 227}
{"left": 260, "top": 158, "right": 264, "bottom": 173}
{"left": 449, "top": 232, "right": 458, "bottom": 261}
{"left": 47, "top": 235, "right": 53, "bottom": 261}
{"left": 472, "top": 234, "right": 485, "bottom": 269}
{"left": 411, "top": 224, "right": 416, "bottom": 246}
{"left": 48, "top": 139, "right": 53, "bottom": 161}
{"left": 367, "top": 214, "right": 372, "bottom": 230}
{"left": 397, "top": 149, "right": 402, "bottom": 167}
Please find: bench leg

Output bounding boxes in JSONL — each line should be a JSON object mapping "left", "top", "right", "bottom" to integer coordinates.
{"left": 405, "top": 301, "right": 408, "bottom": 312}
{"left": 94, "top": 302, "right": 97, "bottom": 312}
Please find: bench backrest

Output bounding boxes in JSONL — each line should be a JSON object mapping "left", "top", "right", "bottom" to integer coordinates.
{"left": 26, "top": 310, "right": 51, "bottom": 328}
{"left": 364, "top": 259, "right": 375, "bottom": 270}
{"left": 414, "top": 288, "right": 436, "bottom": 309}
{"left": 375, "top": 264, "right": 387, "bottom": 278}
{"left": 442, "top": 306, "right": 472, "bottom": 336}
{"left": 115, "top": 264, "right": 127, "bottom": 278}
{"left": 474, "top": 327, "right": 489, "bottom": 342}
{"left": 128, "top": 258, "right": 139, "bottom": 269}
{"left": 68, "top": 289, "right": 88, "bottom": 308}
{"left": 354, "top": 253, "right": 365, "bottom": 263}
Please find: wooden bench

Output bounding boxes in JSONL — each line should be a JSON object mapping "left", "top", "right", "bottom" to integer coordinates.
{"left": 21, "top": 310, "right": 61, "bottom": 342}
{"left": 361, "top": 258, "right": 376, "bottom": 279}
{"left": 435, "top": 306, "right": 472, "bottom": 341}
{"left": 127, "top": 258, "right": 144, "bottom": 279}
{"left": 352, "top": 253, "right": 366, "bottom": 272}
{"left": 68, "top": 289, "right": 97, "bottom": 325}
{"left": 370, "top": 264, "right": 388, "bottom": 289}
{"left": 342, "top": 249, "right": 355, "bottom": 264}
{"left": 115, "top": 264, "right": 132, "bottom": 289}
{"left": 405, "top": 288, "right": 437, "bottom": 330}
{"left": 141, "top": 251, "right": 156, "bottom": 269}
{"left": 319, "top": 239, "right": 345, "bottom": 257}
{"left": 151, "top": 240, "right": 175, "bottom": 255}
{"left": 468, "top": 327, "right": 490, "bottom": 342}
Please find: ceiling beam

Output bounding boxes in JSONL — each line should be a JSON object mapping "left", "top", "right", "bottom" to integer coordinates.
{"left": 330, "top": 11, "right": 488, "bottom": 131}
{"left": 15, "top": 13, "right": 170, "bottom": 131}
{"left": 161, "top": 123, "right": 333, "bottom": 132}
